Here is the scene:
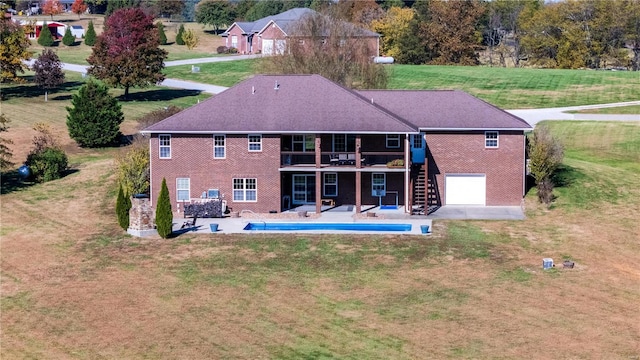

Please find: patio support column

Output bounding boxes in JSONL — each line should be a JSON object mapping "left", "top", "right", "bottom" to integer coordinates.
{"left": 315, "top": 134, "right": 322, "bottom": 214}
{"left": 424, "top": 133, "right": 428, "bottom": 214}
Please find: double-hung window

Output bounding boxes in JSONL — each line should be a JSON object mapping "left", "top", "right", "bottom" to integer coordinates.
{"left": 324, "top": 173, "right": 338, "bottom": 197}
{"left": 231, "top": 35, "right": 238, "bottom": 48}
{"left": 292, "top": 134, "right": 314, "bottom": 152}
{"left": 176, "top": 178, "right": 190, "bottom": 201}
{"left": 333, "top": 134, "right": 356, "bottom": 152}
{"left": 485, "top": 131, "right": 499, "bottom": 148}
{"left": 214, "top": 135, "right": 225, "bottom": 158}
{"left": 248, "top": 134, "right": 262, "bottom": 152}
{"left": 159, "top": 134, "right": 171, "bottom": 159}
{"left": 386, "top": 134, "right": 401, "bottom": 148}
{"left": 233, "top": 178, "right": 257, "bottom": 202}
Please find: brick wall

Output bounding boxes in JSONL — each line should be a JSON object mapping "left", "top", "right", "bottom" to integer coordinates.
{"left": 426, "top": 131, "right": 526, "bottom": 206}
{"left": 150, "top": 134, "right": 282, "bottom": 214}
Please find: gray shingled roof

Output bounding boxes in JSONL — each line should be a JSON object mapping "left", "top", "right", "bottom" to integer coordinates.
{"left": 142, "top": 75, "right": 417, "bottom": 134}
{"left": 358, "top": 90, "right": 532, "bottom": 130}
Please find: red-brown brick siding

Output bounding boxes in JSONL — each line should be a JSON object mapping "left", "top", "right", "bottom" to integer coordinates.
{"left": 225, "top": 26, "right": 249, "bottom": 54}
{"left": 258, "top": 24, "right": 286, "bottom": 53}
{"left": 425, "top": 131, "right": 526, "bottom": 206}
{"left": 150, "top": 134, "right": 281, "bottom": 214}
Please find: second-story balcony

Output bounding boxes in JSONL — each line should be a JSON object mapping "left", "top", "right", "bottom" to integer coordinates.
{"left": 280, "top": 151, "right": 406, "bottom": 168}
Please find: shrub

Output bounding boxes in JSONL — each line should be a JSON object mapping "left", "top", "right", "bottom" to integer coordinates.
{"left": 528, "top": 125, "right": 564, "bottom": 207}
{"left": 182, "top": 28, "right": 198, "bottom": 50}
{"left": 228, "top": 47, "right": 238, "bottom": 54}
{"left": 84, "top": 20, "right": 96, "bottom": 46}
{"left": 155, "top": 178, "right": 173, "bottom": 238}
{"left": 26, "top": 147, "right": 68, "bottom": 182}
{"left": 66, "top": 79, "right": 124, "bottom": 147}
{"left": 157, "top": 21, "right": 167, "bottom": 45}
{"left": 115, "top": 138, "right": 150, "bottom": 196}
{"left": 37, "top": 22, "right": 54, "bottom": 47}
{"left": 216, "top": 45, "right": 228, "bottom": 54}
{"left": 136, "top": 105, "right": 181, "bottom": 131}
{"left": 386, "top": 159, "right": 404, "bottom": 167}
{"left": 62, "top": 27, "right": 75, "bottom": 46}
{"left": 176, "top": 23, "right": 185, "bottom": 45}
{"left": 116, "top": 183, "right": 131, "bottom": 230}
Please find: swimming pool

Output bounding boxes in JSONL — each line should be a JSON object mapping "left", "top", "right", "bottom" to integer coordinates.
{"left": 243, "top": 222, "right": 412, "bottom": 232}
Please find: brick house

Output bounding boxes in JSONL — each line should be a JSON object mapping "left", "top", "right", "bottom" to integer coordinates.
{"left": 141, "top": 74, "right": 532, "bottom": 215}
{"left": 221, "top": 7, "right": 379, "bottom": 56}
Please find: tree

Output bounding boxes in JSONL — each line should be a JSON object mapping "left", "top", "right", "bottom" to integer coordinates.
{"left": 235, "top": 0, "right": 257, "bottom": 20}
{"left": 176, "top": 23, "right": 185, "bottom": 45}
{"left": 84, "top": 20, "right": 97, "bottom": 46}
{"left": 157, "top": 21, "right": 167, "bottom": 45}
{"left": 66, "top": 79, "right": 124, "bottom": 147}
{"left": 419, "top": 0, "right": 485, "bottom": 65}
{"left": 0, "top": 19, "right": 31, "bottom": 83}
{"left": 32, "top": 49, "right": 65, "bottom": 101}
{"left": 264, "top": 11, "right": 388, "bottom": 89}
{"left": 116, "top": 183, "right": 131, "bottom": 230}
{"left": 182, "top": 28, "right": 199, "bottom": 50}
{"left": 105, "top": 0, "right": 141, "bottom": 17}
{"left": 62, "top": 27, "right": 75, "bottom": 46}
{"left": 155, "top": 178, "right": 173, "bottom": 239}
{"left": 154, "top": 0, "right": 185, "bottom": 18}
{"left": 0, "top": 113, "right": 14, "bottom": 171}
{"left": 245, "top": 0, "right": 284, "bottom": 21}
{"left": 528, "top": 125, "right": 564, "bottom": 207}
{"left": 115, "top": 139, "right": 150, "bottom": 196}
{"left": 195, "top": 0, "right": 236, "bottom": 34}
{"left": 71, "top": 0, "right": 88, "bottom": 18}
{"left": 37, "top": 22, "right": 55, "bottom": 47}
{"left": 87, "top": 7, "right": 167, "bottom": 97}
{"left": 25, "top": 122, "right": 68, "bottom": 183}
{"left": 42, "top": 0, "right": 63, "bottom": 20}
{"left": 371, "top": 6, "right": 414, "bottom": 59}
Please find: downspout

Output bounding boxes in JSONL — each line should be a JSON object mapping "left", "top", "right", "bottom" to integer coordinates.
{"left": 405, "top": 133, "right": 410, "bottom": 213}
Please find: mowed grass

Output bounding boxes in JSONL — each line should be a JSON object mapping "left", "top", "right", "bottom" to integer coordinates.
{"left": 163, "top": 59, "right": 640, "bottom": 109}
{"left": 2, "top": 121, "right": 639, "bottom": 358}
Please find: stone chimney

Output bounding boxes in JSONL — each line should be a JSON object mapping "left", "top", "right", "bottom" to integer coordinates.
{"left": 127, "top": 194, "right": 158, "bottom": 237}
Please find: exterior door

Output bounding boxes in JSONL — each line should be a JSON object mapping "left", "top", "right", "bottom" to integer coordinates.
{"left": 292, "top": 175, "right": 316, "bottom": 204}
{"left": 411, "top": 134, "right": 426, "bottom": 164}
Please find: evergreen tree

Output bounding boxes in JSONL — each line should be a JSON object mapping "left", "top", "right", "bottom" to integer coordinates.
{"left": 176, "top": 23, "right": 185, "bottom": 45}
{"left": 0, "top": 113, "right": 14, "bottom": 170}
{"left": 116, "top": 183, "right": 131, "bottom": 230}
{"left": 155, "top": 178, "right": 173, "bottom": 239}
{"left": 37, "top": 22, "right": 55, "bottom": 47}
{"left": 84, "top": 20, "right": 97, "bottom": 46}
{"left": 157, "top": 22, "right": 167, "bottom": 45}
{"left": 66, "top": 79, "right": 124, "bottom": 147}
{"left": 62, "top": 27, "right": 75, "bottom": 46}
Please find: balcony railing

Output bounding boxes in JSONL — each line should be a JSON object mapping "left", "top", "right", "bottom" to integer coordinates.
{"left": 281, "top": 151, "right": 405, "bottom": 167}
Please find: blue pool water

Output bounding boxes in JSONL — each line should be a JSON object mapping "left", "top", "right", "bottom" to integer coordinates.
{"left": 243, "top": 222, "right": 412, "bottom": 232}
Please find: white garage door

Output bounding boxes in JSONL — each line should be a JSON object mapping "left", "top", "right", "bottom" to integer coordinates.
{"left": 445, "top": 174, "right": 486, "bottom": 205}
{"left": 262, "top": 39, "right": 274, "bottom": 55}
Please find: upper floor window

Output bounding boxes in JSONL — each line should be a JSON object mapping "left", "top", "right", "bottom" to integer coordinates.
{"left": 386, "top": 134, "right": 401, "bottom": 148}
{"left": 333, "top": 134, "right": 356, "bottom": 152}
{"left": 214, "top": 135, "right": 225, "bottom": 158}
{"left": 176, "top": 178, "right": 190, "bottom": 201}
{"left": 485, "top": 131, "right": 499, "bottom": 148}
{"left": 159, "top": 134, "right": 171, "bottom": 159}
{"left": 292, "top": 134, "right": 314, "bottom": 152}
{"left": 233, "top": 178, "right": 257, "bottom": 202}
{"left": 248, "top": 134, "right": 262, "bottom": 152}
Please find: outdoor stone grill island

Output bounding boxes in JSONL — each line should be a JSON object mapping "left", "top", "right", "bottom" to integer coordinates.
{"left": 127, "top": 194, "right": 158, "bottom": 237}
{"left": 141, "top": 74, "right": 532, "bottom": 218}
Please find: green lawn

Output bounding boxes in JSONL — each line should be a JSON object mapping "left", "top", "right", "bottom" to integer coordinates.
{"left": 163, "top": 60, "right": 640, "bottom": 109}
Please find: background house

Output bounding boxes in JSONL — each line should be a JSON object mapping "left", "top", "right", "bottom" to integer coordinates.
{"left": 20, "top": 20, "right": 66, "bottom": 39}
{"left": 221, "top": 8, "right": 379, "bottom": 56}
{"left": 141, "top": 75, "right": 531, "bottom": 216}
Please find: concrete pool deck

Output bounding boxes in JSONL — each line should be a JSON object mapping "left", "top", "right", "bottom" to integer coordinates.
{"left": 170, "top": 205, "right": 524, "bottom": 236}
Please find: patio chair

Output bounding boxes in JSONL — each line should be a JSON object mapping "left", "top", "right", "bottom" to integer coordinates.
{"left": 329, "top": 154, "right": 340, "bottom": 166}
{"left": 347, "top": 153, "right": 356, "bottom": 165}
{"left": 181, "top": 216, "right": 197, "bottom": 229}
{"left": 338, "top": 153, "right": 348, "bottom": 165}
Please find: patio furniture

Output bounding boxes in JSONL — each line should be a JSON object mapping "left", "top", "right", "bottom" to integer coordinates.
{"left": 338, "top": 153, "right": 348, "bottom": 165}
